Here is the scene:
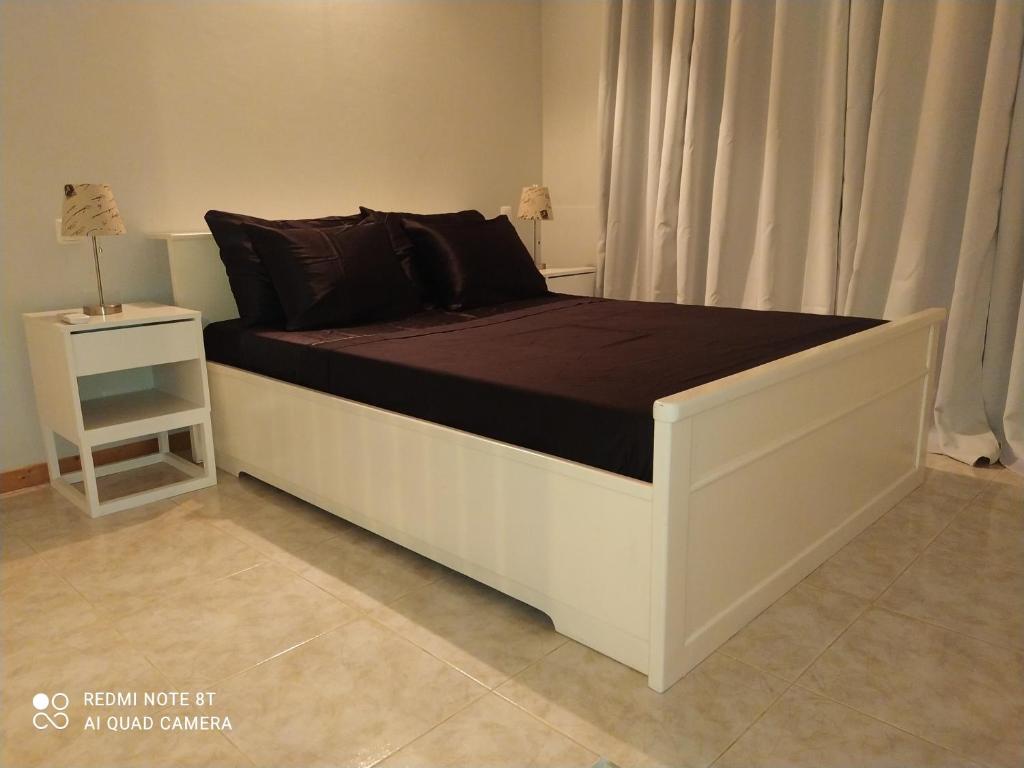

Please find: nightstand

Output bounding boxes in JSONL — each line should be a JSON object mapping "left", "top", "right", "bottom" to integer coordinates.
{"left": 23, "top": 302, "right": 217, "bottom": 518}
{"left": 541, "top": 266, "right": 597, "bottom": 297}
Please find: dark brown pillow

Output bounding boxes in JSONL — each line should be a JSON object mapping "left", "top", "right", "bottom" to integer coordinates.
{"left": 358, "top": 206, "right": 486, "bottom": 253}
{"left": 402, "top": 215, "right": 548, "bottom": 310}
{"left": 245, "top": 221, "right": 419, "bottom": 330}
{"left": 359, "top": 207, "right": 487, "bottom": 304}
{"left": 205, "top": 210, "right": 366, "bottom": 326}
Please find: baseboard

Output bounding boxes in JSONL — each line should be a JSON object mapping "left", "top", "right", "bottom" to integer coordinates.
{"left": 0, "top": 432, "right": 192, "bottom": 495}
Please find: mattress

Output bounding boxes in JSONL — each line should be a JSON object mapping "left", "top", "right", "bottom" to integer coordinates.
{"left": 203, "top": 295, "right": 885, "bottom": 481}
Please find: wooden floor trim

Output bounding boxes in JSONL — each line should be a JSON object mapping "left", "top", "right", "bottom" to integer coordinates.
{"left": 0, "top": 432, "right": 192, "bottom": 495}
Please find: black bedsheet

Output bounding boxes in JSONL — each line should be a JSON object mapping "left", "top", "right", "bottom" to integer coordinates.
{"left": 204, "top": 295, "right": 884, "bottom": 482}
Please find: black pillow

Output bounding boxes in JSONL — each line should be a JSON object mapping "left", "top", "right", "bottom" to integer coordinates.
{"left": 359, "top": 207, "right": 486, "bottom": 304}
{"left": 402, "top": 215, "right": 548, "bottom": 310}
{"left": 245, "top": 221, "right": 419, "bottom": 330}
{"left": 358, "top": 206, "right": 486, "bottom": 253}
{"left": 205, "top": 210, "right": 366, "bottom": 326}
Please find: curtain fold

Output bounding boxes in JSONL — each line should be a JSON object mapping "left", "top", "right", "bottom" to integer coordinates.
{"left": 923, "top": 1, "right": 1024, "bottom": 465}
{"left": 598, "top": 0, "right": 1024, "bottom": 473}
{"left": 983, "top": 53, "right": 1024, "bottom": 471}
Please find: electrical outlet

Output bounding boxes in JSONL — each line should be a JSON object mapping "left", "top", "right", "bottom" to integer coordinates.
{"left": 56, "top": 217, "right": 85, "bottom": 245}
{"left": 500, "top": 205, "right": 512, "bottom": 217}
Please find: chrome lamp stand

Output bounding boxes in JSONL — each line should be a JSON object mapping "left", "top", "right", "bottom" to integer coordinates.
{"left": 83, "top": 235, "right": 122, "bottom": 316}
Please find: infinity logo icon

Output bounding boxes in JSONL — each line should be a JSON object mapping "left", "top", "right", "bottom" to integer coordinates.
{"left": 32, "top": 692, "right": 69, "bottom": 730}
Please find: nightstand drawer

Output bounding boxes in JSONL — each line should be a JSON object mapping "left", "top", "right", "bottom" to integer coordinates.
{"left": 72, "top": 320, "right": 199, "bottom": 376}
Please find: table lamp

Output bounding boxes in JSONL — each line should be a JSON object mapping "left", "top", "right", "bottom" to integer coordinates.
{"left": 517, "top": 184, "right": 552, "bottom": 269}
{"left": 61, "top": 183, "right": 126, "bottom": 316}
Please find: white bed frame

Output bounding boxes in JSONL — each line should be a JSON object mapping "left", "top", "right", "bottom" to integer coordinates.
{"left": 155, "top": 232, "right": 944, "bottom": 692}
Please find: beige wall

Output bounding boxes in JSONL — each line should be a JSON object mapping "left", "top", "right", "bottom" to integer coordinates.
{"left": 540, "top": 0, "right": 605, "bottom": 269}
{"left": 0, "top": 0, "right": 542, "bottom": 471}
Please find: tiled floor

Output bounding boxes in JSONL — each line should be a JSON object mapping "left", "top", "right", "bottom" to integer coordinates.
{"left": 1, "top": 457, "right": 1021, "bottom": 768}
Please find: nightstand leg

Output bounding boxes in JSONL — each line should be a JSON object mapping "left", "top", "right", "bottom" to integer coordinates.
{"left": 42, "top": 429, "right": 62, "bottom": 484}
{"left": 198, "top": 420, "right": 216, "bottom": 479}
{"left": 78, "top": 444, "right": 102, "bottom": 518}
{"left": 157, "top": 431, "right": 170, "bottom": 454}
{"left": 190, "top": 424, "right": 205, "bottom": 464}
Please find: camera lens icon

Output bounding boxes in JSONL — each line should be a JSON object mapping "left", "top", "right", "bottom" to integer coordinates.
{"left": 32, "top": 692, "right": 69, "bottom": 730}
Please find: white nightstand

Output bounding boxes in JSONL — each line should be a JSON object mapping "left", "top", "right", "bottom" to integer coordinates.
{"left": 23, "top": 302, "right": 217, "bottom": 518}
{"left": 541, "top": 266, "right": 597, "bottom": 297}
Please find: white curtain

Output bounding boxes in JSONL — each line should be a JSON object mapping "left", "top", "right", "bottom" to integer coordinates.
{"left": 598, "top": 0, "right": 1024, "bottom": 473}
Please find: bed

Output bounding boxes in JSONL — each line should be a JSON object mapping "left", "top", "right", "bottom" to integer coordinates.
{"left": 154, "top": 230, "right": 944, "bottom": 693}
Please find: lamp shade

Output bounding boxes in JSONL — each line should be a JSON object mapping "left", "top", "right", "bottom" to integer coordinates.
{"left": 517, "top": 185, "right": 553, "bottom": 221}
{"left": 61, "top": 183, "right": 126, "bottom": 237}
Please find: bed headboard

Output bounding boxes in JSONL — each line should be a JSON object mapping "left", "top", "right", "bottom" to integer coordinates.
{"left": 150, "top": 232, "right": 238, "bottom": 324}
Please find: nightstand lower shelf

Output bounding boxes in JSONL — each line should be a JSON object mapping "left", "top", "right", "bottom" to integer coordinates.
{"left": 51, "top": 448, "right": 214, "bottom": 518}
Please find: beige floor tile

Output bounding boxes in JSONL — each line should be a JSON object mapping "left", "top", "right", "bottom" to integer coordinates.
{"left": 901, "top": 484, "right": 978, "bottom": 522}
{"left": 800, "top": 608, "right": 1024, "bottom": 768}
{"left": 804, "top": 487, "right": 962, "bottom": 600}
{"left": 926, "top": 454, "right": 1024, "bottom": 490}
{"left": 115, "top": 562, "right": 359, "bottom": 688}
{"left": 919, "top": 468, "right": 988, "bottom": 502}
{"left": 6, "top": 492, "right": 193, "bottom": 555}
{"left": 149, "top": 469, "right": 251, "bottom": 508}
{"left": 42, "top": 515, "right": 267, "bottom": 617}
{"left": 297, "top": 525, "right": 448, "bottom": 612}
{"left": 974, "top": 481, "right": 1024, "bottom": 511}
{"left": 216, "top": 617, "right": 485, "bottom": 768}
{"left": 1, "top": 495, "right": 78, "bottom": 548}
{"left": 879, "top": 502, "right": 1024, "bottom": 649}
{"left": 802, "top": 527, "right": 917, "bottom": 601}
{"left": 1, "top": 530, "right": 45, "bottom": 586}
{"left": 1, "top": 625, "right": 170, "bottom": 767}
{"left": 216, "top": 473, "right": 310, "bottom": 505}
{"left": 1, "top": 566, "right": 104, "bottom": 647}
{"left": 716, "top": 686, "right": 976, "bottom": 768}
{"left": 958, "top": 493, "right": 1024, "bottom": 532}
{"left": 29, "top": 717, "right": 252, "bottom": 768}
{"left": 2, "top": 465, "right": 1018, "bottom": 768}
{"left": 381, "top": 693, "right": 597, "bottom": 768}
{"left": 720, "top": 583, "right": 867, "bottom": 681}
{"left": 877, "top": 482, "right": 970, "bottom": 542}
{"left": 497, "top": 643, "right": 786, "bottom": 768}
{"left": 3, "top": 471, "right": 247, "bottom": 554}
{"left": 3, "top": 501, "right": 116, "bottom": 550}
{"left": 75, "top": 460, "right": 193, "bottom": 502}
{"left": 161, "top": 483, "right": 243, "bottom": 517}
{"left": 206, "top": 469, "right": 255, "bottom": 495}
{"left": 186, "top": 487, "right": 347, "bottom": 566}
{"left": 929, "top": 502, "right": 1024, "bottom": 572}
{"left": 0, "top": 484, "right": 78, "bottom": 525}
{"left": 370, "top": 572, "right": 567, "bottom": 688}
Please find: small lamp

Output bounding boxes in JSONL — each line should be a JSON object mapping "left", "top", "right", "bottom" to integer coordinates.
{"left": 61, "top": 183, "right": 126, "bottom": 316}
{"left": 517, "top": 184, "right": 552, "bottom": 269}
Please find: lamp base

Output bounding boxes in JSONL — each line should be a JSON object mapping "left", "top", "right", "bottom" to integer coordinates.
{"left": 83, "top": 303, "right": 123, "bottom": 317}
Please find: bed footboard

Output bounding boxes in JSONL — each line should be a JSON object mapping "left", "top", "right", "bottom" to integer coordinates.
{"left": 647, "top": 308, "right": 944, "bottom": 692}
